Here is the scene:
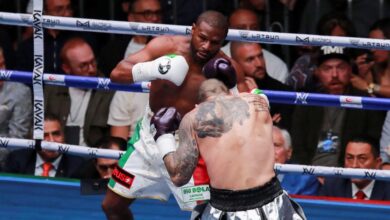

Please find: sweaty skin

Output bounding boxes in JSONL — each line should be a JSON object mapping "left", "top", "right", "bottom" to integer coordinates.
{"left": 110, "top": 22, "right": 248, "bottom": 116}
{"left": 164, "top": 93, "right": 275, "bottom": 190}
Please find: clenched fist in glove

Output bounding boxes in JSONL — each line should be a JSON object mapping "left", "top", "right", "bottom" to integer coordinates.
{"left": 202, "top": 57, "right": 237, "bottom": 89}
{"left": 151, "top": 107, "right": 182, "bottom": 158}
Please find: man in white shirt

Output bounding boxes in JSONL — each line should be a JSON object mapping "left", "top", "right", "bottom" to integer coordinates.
{"left": 106, "top": 0, "right": 162, "bottom": 140}
{"left": 319, "top": 137, "right": 390, "bottom": 200}
{"left": 222, "top": 8, "right": 289, "bottom": 84}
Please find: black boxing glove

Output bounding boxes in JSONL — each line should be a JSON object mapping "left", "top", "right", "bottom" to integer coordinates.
{"left": 202, "top": 57, "right": 237, "bottom": 89}
{"left": 151, "top": 107, "right": 182, "bottom": 158}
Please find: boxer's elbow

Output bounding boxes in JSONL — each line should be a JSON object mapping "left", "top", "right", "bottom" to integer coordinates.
{"left": 171, "top": 175, "right": 190, "bottom": 187}
{"left": 110, "top": 60, "right": 133, "bottom": 83}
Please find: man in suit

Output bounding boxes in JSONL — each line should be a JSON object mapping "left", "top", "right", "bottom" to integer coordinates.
{"left": 44, "top": 37, "right": 114, "bottom": 147}
{"left": 320, "top": 137, "right": 390, "bottom": 200}
{"left": 4, "top": 114, "right": 85, "bottom": 178}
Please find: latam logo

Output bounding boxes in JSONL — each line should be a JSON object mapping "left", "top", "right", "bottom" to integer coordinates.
{"left": 57, "top": 144, "right": 70, "bottom": 153}
{"left": 334, "top": 168, "right": 343, "bottom": 176}
{"left": 129, "top": 23, "right": 139, "bottom": 31}
{"left": 0, "top": 139, "right": 9, "bottom": 148}
{"left": 340, "top": 96, "right": 362, "bottom": 108}
{"left": 140, "top": 26, "right": 169, "bottom": 33}
{"left": 350, "top": 39, "right": 360, "bottom": 46}
{"left": 76, "top": 20, "right": 90, "bottom": 28}
{"left": 294, "top": 92, "right": 309, "bottom": 104}
{"left": 43, "top": 18, "right": 60, "bottom": 27}
{"left": 364, "top": 171, "right": 376, "bottom": 179}
{"left": 76, "top": 20, "right": 111, "bottom": 31}
{"left": 88, "top": 148, "right": 98, "bottom": 158}
{"left": 97, "top": 78, "right": 111, "bottom": 90}
{"left": 0, "top": 70, "right": 12, "bottom": 80}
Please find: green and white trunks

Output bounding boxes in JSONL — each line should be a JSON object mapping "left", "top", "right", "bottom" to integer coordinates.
{"left": 108, "top": 106, "right": 210, "bottom": 211}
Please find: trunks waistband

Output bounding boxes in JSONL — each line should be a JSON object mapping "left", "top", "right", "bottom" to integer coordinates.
{"left": 209, "top": 176, "right": 283, "bottom": 212}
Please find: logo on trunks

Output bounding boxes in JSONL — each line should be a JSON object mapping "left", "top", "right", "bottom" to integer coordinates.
{"left": 364, "top": 171, "right": 376, "bottom": 179}
{"left": 97, "top": 78, "right": 111, "bottom": 90}
{"left": 302, "top": 167, "right": 315, "bottom": 175}
{"left": 88, "top": 148, "right": 98, "bottom": 158}
{"left": 294, "top": 92, "right": 309, "bottom": 104}
{"left": 0, "top": 69, "right": 12, "bottom": 80}
{"left": 158, "top": 58, "right": 171, "bottom": 74}
{"left": 0, "top": 139, "right": 9, "bottom": 148}
{"left": 58, "top": 144, "right": 70, "bottom": 153}
{"left": 112, "top": 165, "right": 135, "bottom": 188}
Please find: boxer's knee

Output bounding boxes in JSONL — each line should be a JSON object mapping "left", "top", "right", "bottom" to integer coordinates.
{"left": 102, "top": 188, "right": 134, "bottom": 219}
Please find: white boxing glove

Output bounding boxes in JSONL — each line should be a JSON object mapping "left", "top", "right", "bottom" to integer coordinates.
{"left": 251, "top": 88, "right": 270, "bottom": 108}
{"left": 132, "top": 54, "right": 189, "bottom": 86}
{"left": 155, "top": 133, "right": 176, "bottom": 159}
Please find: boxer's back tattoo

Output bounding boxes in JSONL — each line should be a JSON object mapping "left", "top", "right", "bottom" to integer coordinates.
{"left": 194, "top": 97, "right": 250, "bottom": 138}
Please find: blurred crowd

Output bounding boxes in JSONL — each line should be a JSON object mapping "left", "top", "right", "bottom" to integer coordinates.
{"left": 0, "top": 0, "right": 390, "bottom": 200}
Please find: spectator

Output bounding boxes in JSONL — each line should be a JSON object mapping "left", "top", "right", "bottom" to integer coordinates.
{"left": 16, "top": 0, "right": 97, "bottom": 74}
{"left": 288, "top": 12, "right": 357, "bottom": 90}
{"left": 0, "top": 46, "right": 32, "bottom": 170}
{"left": 290, "top": 46, "right": 386, "bottom": 166}
{"left": 44, "top": 37, "right": 114, "bottom": 147}
{"left": 273, "top": 125, "right": 320, "bottom": 196}
{"left": 81, "top": 136, "right": 127, "bottom": 179}
{"left": 319, "top": 137, "right": 390, "bottom": 200}
{"left": 99, "top": 0, "right": 160, "bottom": 140}
{"left": 221, "top": 8, "right": 289, "bottom": 84}
{"left": 382, "top": 162, "right": 390, "bottom": 170}
{"left": 380, "top": 111, "right": 390, "bottom": 163}
{"left": 231, "top": 41, "right": 294, "bottom": 130}
{"left": 4, "top": 114, "right": 85, "bottom": 178}
{"left": 350, "top": 18, "right": 390, "bottom": 98}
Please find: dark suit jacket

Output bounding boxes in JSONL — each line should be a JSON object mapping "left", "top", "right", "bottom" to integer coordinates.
{"left": 290, "top": 86, "right": 386, "bottom": 165}
{"left": 44, "top": 83, "right": 114, "bottom": 147}
{"left": 319, "top": 177, "right": 390, "bottom": 201}
{"left": 4, "top": 149, "right": 86, "bottom": 178}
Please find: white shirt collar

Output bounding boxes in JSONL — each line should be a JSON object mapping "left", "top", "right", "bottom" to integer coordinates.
{"left": 352, "top": 180, "right": 375, "bottom": 200}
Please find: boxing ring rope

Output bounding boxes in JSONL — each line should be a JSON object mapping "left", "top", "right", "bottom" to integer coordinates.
{"left": 2, "top": 69, "right": 390, "bottom": 111}
{"left": 0, "top": 12, "right": 390, "bottom": 50}
{"left": 0, "top": 10, "right": 389, "bottom": 190}
{"left": 1, "top": 136, "right": 389, "bottom": 181}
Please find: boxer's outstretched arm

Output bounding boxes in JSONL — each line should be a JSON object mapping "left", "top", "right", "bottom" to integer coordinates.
{"left": 163, "top": 115, "right": 199, "bottom": 187}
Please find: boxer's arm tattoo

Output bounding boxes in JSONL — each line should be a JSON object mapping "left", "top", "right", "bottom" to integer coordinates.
{"left": 195, "top": 97, "right": 249, "bottom": 138}
{"left": 248, "top": 95, "right": 269, "bottom": 112}
{"left": 163, "top": 115, "right": 198, "bottom": 186}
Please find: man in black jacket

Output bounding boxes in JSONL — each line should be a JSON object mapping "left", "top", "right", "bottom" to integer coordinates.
{"left": 4, "top": 114, "right": 85, "bottom": 178}
{"left": 320, "top": 137, "right": 390, "bottom": 200}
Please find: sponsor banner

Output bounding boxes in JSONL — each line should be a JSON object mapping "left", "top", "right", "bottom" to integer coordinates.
{"left": 340, "top": 96, "right": 363, "bottom": 108}
{"left": 97, "top": 77, "right": 111, "bottom": 90}
{"left": 0, "top": 69, "right": 12, "bottom": 80}
{"left": 32, "top": 0, "right": 44, "bottom": 140}
{"left": 112, "top": 165, "right": 135, "bottom": 188}
{"left": 294, "top": 92, "right": 309, "bottom": 105}
{"left": 181, "top": 184, "right": 210, "bottom": 203}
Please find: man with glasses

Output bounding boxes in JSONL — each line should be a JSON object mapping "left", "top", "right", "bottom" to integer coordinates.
{"left": 44, "top": 37, "right": 114, "bottom": 148}
{"left": 100, "top": 0, "right": 162, "bottom": 141}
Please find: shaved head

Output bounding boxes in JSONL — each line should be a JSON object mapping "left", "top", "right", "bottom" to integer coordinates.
{"left": 195, "top": 11, "right": 229, "bottom": 36}
{"left": 198, "top": 79, "right": 229, "bottom": 102}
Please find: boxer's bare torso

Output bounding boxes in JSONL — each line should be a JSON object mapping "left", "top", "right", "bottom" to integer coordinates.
{"left": 110, "top": 23, "right": 247, "bottom": 116}
{"left": 184, "top": 93, "right": 275, "bottom": 190}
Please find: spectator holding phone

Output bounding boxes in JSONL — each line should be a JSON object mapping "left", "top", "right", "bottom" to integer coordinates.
{"left": 350, "top": 18, "right": 390, "bottom": 97}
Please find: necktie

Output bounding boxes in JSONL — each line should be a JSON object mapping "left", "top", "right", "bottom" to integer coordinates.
{"left": 42, "top": 162, "right": 53, "bottom": 177}
{"left": 355, "top": 190, "right": 366, "bottom": 200}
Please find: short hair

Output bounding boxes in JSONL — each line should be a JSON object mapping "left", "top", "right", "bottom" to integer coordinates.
{"left": 273, "top": 125, "right": 292, "bottom": 150}
{"left": 60, "top": 37, "right": 90, "bottom": 65}
{"left": 198, "top": 79, "right": 229, "bottom": 102}
{"left": 370, "top": 18, "right": 390, "bottom": 39}
{"left": 44, "top": 113, "right": 64, "bottom": 131}
{"left": 195, "top": 10, "right": 229, "bottom": 36}
{"left": 316, "top": 12, "right": 356, "bottom": 36}
{"left": 230, "top": 41, "right": 261, "bottom": 60}
{"left": 94, "top": 136, "right": 127, "bottom": 151}
{"left": 346, "top": 136, "right": 380, "bottom": 158}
